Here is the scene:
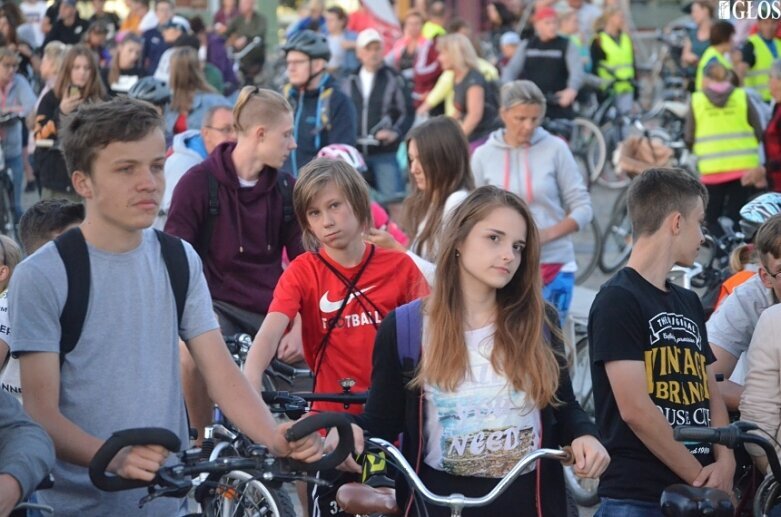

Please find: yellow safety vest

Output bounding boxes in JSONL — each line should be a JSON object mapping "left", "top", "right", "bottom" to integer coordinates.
{"left": 692, "top": 88, "right": 759, "bottom": 175}
{"left": 744, "top": 34, "right": 781, "bottom": 102}
{"left": 597, "top": 32, "right": 635, "bottom": 94}
{"left": 695, "top": 46, "right": 732, "bottom": 91}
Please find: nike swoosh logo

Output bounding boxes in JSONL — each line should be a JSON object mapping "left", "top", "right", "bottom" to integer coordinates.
{"left": 319, "top": 286, "right": 375, "bottom": 314}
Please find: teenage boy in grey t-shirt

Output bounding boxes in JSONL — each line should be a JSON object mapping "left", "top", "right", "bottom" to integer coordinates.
{"left": 8, "top": 98, "right": 327, "bottom": 515}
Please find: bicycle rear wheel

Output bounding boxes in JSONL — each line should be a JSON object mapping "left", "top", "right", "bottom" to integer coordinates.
{"left": 570, "top": 117, "right": 607, "bottom": 186}
{"left": 573, "top": 218, "right": 602, "bottom": 285}
{"left": 599, "top": 189, "right": 632, "bottom": 274}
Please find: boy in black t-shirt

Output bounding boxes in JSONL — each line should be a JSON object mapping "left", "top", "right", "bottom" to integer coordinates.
{"left": 589, "top": 168, "right": 734, "bottom": 515}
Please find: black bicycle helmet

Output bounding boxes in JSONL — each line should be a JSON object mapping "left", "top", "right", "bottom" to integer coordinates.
{"left": 739, "top": 192, "right": 781, "bottom": 239}
{"left": 281, "top": 29, "right": 331, "bottom": 61}
{"left": 127, "top": 77, "right": 172, "bottom": 106}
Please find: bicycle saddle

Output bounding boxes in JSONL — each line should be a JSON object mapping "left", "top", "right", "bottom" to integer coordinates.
{"left": 335, "top": 483, "right": 400, "bottom": 515}
{"left": 660, "top": 484, "right": 734, "bottom": 516}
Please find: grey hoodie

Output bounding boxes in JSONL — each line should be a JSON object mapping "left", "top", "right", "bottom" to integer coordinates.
{"left": 471, "top": 127, "right": 593, "bottom": 265}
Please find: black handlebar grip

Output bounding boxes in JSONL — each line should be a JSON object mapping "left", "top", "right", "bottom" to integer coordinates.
{"left": 673, "top": 426, "right": 720, "bottom": 443}
{"left": 284, "top": 412, "right": 354, "bottom": 472}
{"left": 271, "top": 358, "right": 298, "bottom": 377}
{"left": 89, "top": 427, "right": 181, "bottom": 492}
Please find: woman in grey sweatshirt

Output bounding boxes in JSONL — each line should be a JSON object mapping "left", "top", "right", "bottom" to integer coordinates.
{"left": 471, "top": 80, "right": 592, "bottom": 321}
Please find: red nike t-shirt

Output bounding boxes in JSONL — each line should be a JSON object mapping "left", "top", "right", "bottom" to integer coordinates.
{"left": 269, "top": 244, "right": 428, "bottom": 413}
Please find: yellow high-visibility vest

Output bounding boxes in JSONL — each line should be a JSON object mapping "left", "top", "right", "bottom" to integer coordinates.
{"left": 743, "top": 34, "right": 781, "bottom": 101}
{"left": 695, "top": 46, "right": 732, "bottom": 91}
{"left": 596, "top": 32, "right": 635, "bottom": 94}
{"left": 692, "top": 88, "right": 759, "bottom": 175}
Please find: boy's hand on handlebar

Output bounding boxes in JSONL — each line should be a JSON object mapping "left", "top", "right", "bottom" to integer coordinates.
{"left": 570, "top": 435, "right": 610, "bottom": 479}
{"left": 272, "top": 421, "right": 323, "bottom": 461}
{"left": 106, "top": 444, "right": 169, "bottom": 482}
{"left": 692, "top": 455, "right": 735, "bottom": 494}
{"left": 325, "top": 424, "right": 364, "bottom": 473}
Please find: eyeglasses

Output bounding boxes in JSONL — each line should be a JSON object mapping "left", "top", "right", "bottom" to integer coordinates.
{"left": 205, "top": 125, "right": 236, "bottom": 135}
{"left": 285, "top": 58, "right": 310, "bottom": 68}
{"left": 767, "top": 267, "right": 781, "bottom": 280}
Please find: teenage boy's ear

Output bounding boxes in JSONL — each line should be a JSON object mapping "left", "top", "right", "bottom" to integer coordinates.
{"left": 71, "top": 170, "right": 93, "bottom": 199}
{"left": 670, "top": 211, "right": 683, "bottom": 236}
{"left": 254, "top": 125, "right": 265, "bottom": 142}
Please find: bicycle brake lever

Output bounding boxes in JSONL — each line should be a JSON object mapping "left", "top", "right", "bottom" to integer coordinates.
{"left": 138, "top": 485, "right": 189, "bottom": 507}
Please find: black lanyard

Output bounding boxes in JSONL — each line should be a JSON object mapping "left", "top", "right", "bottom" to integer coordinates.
{"left": 311, "top": 244, "right": 381, "bottom": 391}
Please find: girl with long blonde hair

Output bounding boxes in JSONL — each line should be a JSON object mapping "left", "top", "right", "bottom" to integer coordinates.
{"left": 436, "top": 33, "right": 500, "bottom": 150}
{"left": 345, "top": 186, "right": 609, "bottom": 516}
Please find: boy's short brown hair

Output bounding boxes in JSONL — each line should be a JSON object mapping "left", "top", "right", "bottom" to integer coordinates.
{"left": 293, "top": 158, "right": 372, "bottom": 251}
{"left": 59, "top": 97, "right": 165, "bottom": 177}
{"left": 755, "top": 213, "right": 781, "bottom": 266}
{"left": 627, "top": 168, "right": 708, "bottom": 238}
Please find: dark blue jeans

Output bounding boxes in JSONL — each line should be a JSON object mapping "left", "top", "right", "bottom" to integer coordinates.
{"left": 595, "top": 497, "right": 665, "bottom": 517}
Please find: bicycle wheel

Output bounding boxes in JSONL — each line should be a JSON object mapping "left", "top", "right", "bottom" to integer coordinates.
{"left": 0, "top": 168, "right": 15, "bottom": 236}
{"left": 596, "top": 123, "right": 632, "bottom": 190}
{"left": 599, "top": 189, "right": 633, "bottom": 274}
{"left": 565, "top": 335, "right": 599, "bottom": 507}
{"left": 570, "top": 336, "right": 594, "bottom": 419}
{"left": 570, "top": 117, "right": 607, "bottom": 186}
{"left": 753, "top": 474, "right": 781, "bottom": 516}
{"left": 203, "top": 470, "right": 295, "bottom": 517}
{"left": 573, "top": 218, "right": 602, "bottom": 285}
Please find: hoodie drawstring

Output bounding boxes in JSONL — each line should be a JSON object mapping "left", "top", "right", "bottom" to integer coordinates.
{"left": 232, "top": 188, "right": 245, "bottom": 253}
{"left": 503, "top": 146, "right": 534, "bottom": 204}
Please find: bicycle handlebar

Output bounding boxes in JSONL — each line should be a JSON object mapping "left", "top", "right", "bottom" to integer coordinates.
{"left": 90, "top": 413, "right": 355, "bottom": 493}
{"left": 285, "top": 412, "right": 355, "bottom": 472}
{"left": 366, "top": 437, "right": 573, "bottom": 510}
{"left": 674, "top": 421, "right": 781, "bottom": 482}
{"left": 89, "top": 427, "right": 181, "bottom": 492}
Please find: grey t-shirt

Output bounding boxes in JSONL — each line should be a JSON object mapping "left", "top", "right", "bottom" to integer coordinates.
{"left": 707, "top": 273, "right": 775, "bottom": 359}
{"left": 8, "top": 229, "right": 219, "bottom": 516}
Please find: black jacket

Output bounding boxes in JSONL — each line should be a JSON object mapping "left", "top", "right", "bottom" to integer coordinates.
{"left": 344, "top": 65, "right": 413, "bottom": 157}
{"left": 353, "top": 306, "right": 599, "bottom": 516}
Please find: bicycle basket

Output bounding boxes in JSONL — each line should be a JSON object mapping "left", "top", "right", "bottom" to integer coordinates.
{"left": 616, "top": 135, "right": 674, "bottom": 178}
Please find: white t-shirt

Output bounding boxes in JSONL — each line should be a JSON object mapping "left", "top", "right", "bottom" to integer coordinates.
{"left": 423, "top": 323, "right": 541, "bottom": 478}
{"left": 359, "top": 68, "right": 375, "bottom": 101}
{"left": 19, "top": 0, "right": 47, "bottom": 48}
{"left": 0, "top": 289, "right": 20, "bottom": 403}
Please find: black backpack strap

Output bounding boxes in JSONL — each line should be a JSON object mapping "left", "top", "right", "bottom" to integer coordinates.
{"left": 198, "top": 171, "right": 220, "bottom": 258}
{"left": 277, "top": 171, "right": 294, "bottom": 224}
{"left": 155, "top": 230, "right": 189, "bottom": 335}
{"left": 54, "top": 227, "right": 90, "bottom": 366}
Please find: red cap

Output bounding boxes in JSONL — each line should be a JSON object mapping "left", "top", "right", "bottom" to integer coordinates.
{"left": 534, "top": 6, "right": 558, "bottom": 22}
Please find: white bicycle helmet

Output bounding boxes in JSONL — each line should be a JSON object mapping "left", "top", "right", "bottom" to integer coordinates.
{"left": 739, "top": 192, "right": 781, "bottom": 238}
{"left": 317, "top": 144, "right": 368, "bottom": 174}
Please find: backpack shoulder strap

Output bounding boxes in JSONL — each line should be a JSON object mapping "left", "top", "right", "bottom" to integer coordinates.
{"left": 198, "top": 170, "right": 219, "bottom": 258}
{"left": 155, "top": 230, "right": 189, "bottom": 335}
{"left": 276, "top": 171, "right": 294, "bottom": 224}
{"left": 395, "top": 299, "right": 424, "bottom": 384}
{"left": 54, "top": 227, "right": 90, "bottom": 366}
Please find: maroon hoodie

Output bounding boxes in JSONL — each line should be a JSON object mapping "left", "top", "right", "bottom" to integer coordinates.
{"left": 165, "top": 142, "right": 305, "bottom": 314}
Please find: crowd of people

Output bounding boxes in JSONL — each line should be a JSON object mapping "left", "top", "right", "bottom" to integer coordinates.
{"left": 0, "top": 0, "right": 780, "bottom": 516}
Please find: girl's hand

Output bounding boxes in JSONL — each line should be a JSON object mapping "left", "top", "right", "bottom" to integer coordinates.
{"left": 365, "top": 227, "right": 406, "bottom": 252}
{"left": 570, "top": 435, "right": 610, "bottom": 479}
{"left": 59, "top": 94, "right": 82, "bottom": 115}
